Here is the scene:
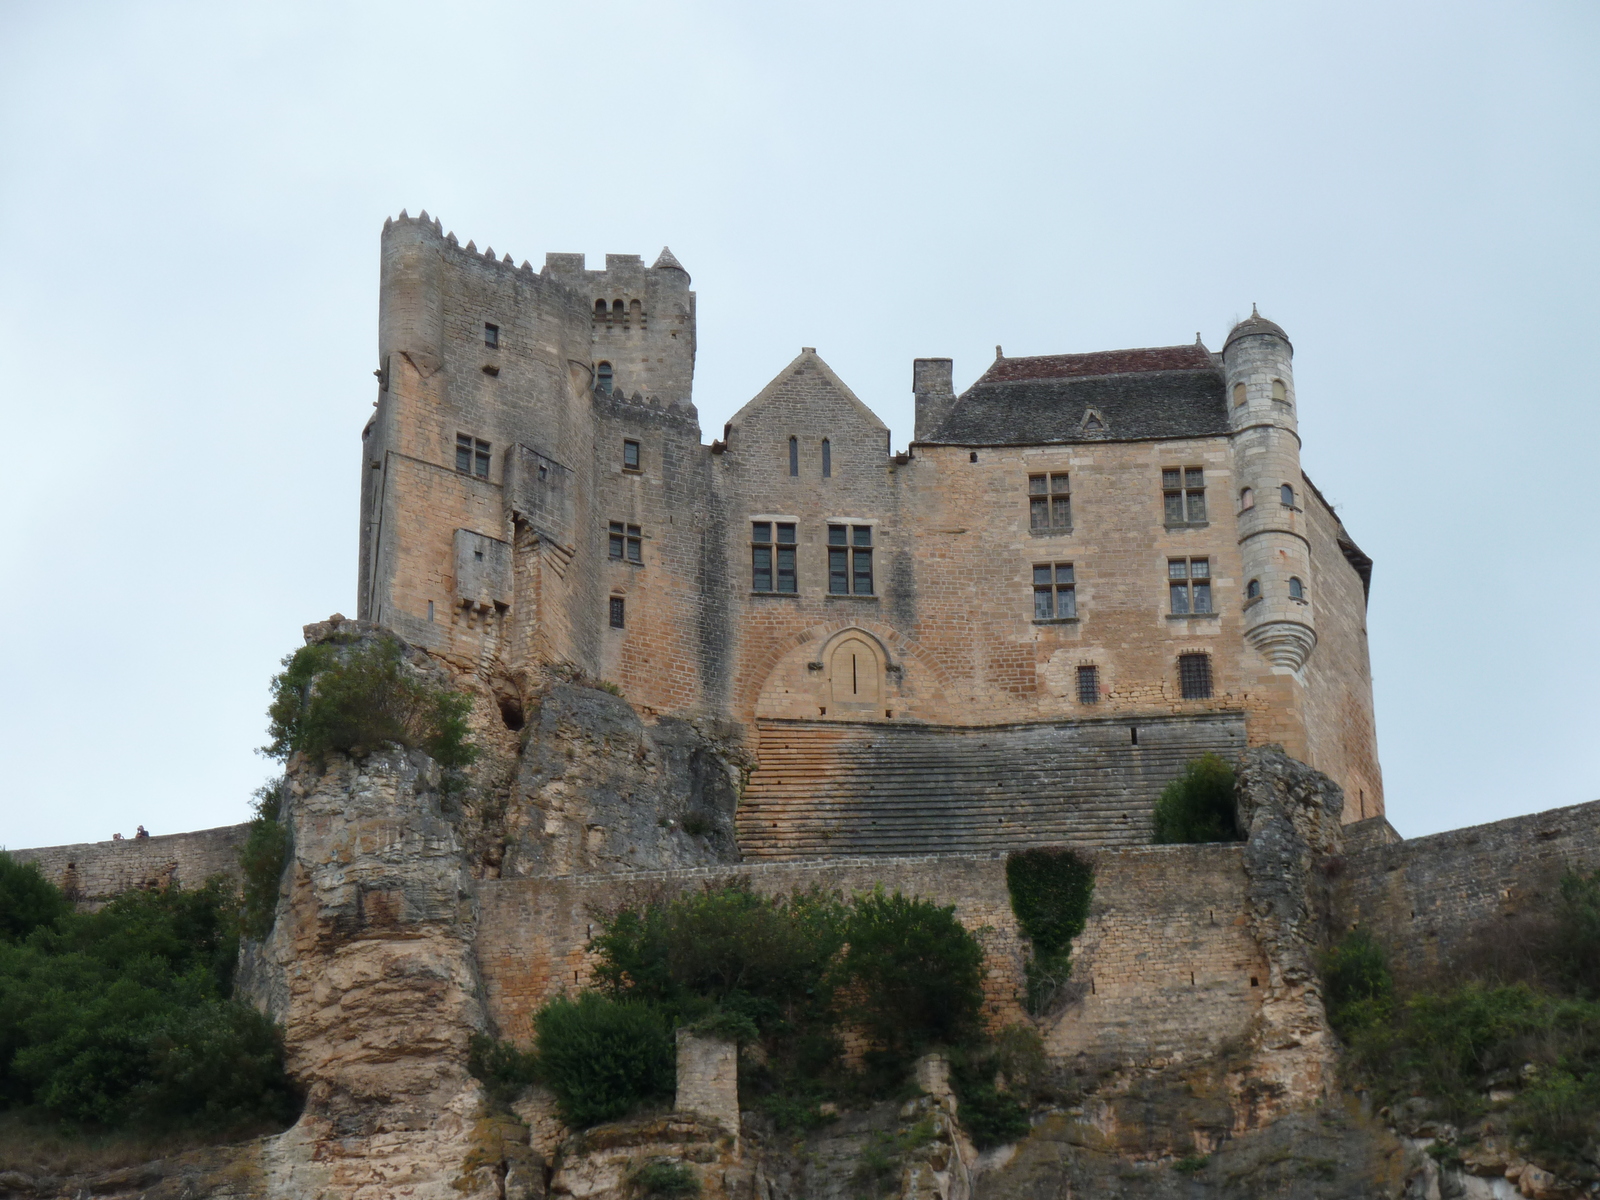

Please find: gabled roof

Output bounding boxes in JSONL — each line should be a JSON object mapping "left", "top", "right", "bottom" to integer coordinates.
{"left": 921, "top": 344, "right": 1227, "bottom": 447}
{"left": 728, "top": 348, "right": 887, "bottom": 434}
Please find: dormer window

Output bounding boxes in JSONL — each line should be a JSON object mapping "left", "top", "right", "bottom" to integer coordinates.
{"left": 596, "top": 362, "right": 613, "bottom": 394}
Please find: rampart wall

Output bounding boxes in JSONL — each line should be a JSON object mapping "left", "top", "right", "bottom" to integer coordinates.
{"left": 474, "top": 843, "right": 1263, "bottom": 1068}
{"left": 10, "top": 824, "right": 250, "bottom": 907}
{"left": 1330, "top": 798, "right": 1600, "bottom": 988}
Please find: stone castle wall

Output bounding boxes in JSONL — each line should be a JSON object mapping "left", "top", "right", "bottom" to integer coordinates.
{"left": 11, "top": 824, "right": 250, "bottom": 907}
{"left": 1331, "top": 797, "right": 1600, "bottom": 988}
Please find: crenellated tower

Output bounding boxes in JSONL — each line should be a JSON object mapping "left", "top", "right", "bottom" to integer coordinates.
{"left": 1224, "top": 308, "right": 1317, "bottom": 672}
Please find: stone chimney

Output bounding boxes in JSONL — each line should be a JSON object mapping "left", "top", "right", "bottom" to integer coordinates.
{"left": 913, "top": 358, "right": 956, "bottom": 442}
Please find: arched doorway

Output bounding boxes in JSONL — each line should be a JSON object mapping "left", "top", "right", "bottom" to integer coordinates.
{"left": 828, "top": 635, "right": 882, "bottom": 715}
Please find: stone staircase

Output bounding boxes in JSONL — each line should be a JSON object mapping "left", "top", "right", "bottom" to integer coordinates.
{"left": 736, "top": 713, "right": 1246, "bottom": 859}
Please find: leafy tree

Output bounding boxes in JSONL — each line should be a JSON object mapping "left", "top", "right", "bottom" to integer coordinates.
{"left": 530, "top": 994, "right": 674, "bottom": 1127}
{"left": 1151, "top": 754, "right": 1241, "bottom": 844}
{"left": 0, "top": 854, "right": 69, "bottom": 943}
{"left": 1319, "top": 927, "right": 1392, "bottom": 1035}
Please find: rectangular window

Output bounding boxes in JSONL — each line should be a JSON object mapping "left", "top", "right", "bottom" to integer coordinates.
{"left": 457, "top": 433, "right": 490, "bottom": 477}
{"left": 828, "top": 524, "right": 874, "bottom": 594}
{"left": 821, "top": 439, "right": 831, "bottom": 478}
{"left": 1033, "top": 562, "right": 1076, "bottom": 619}
{"left": 609, "top": 522, "right": 642, "bottom": 563}
{"left": 1028, "top": 473, "right": 1071, "bottom": 530}
{"left": 1076, "top": 664, "right": 1099, "bottom": 705}
{"left": 608, "top": 596, "right": 625, "bottom": 629}
{"left": 622, "top": 440, "right": 641, "bottom": 471}
{"left": 751, "top": 522, "right": 797, "bottom": 592}
{"left": 1168, "top": 557, "right": 1212, "bottom": 614}
{"left": 1179, "top": 653, "right": 1213, "bottom": 699}
{"left": 484, "top": 323, "right": 499, "bottom": 348}
{"left": 1162, "top": 466, "right": 1206, "bottom": 525}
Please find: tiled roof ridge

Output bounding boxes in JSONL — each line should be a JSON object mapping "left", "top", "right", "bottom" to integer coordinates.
{"left": 979, "top": 343, "right": 1216, "bottom": 383}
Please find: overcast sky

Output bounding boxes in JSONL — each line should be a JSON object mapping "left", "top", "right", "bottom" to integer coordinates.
{"left": 2, "top": 0, "right": 1596, "bottom": 849}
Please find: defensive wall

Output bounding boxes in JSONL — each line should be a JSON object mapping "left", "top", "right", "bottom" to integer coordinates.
{"left": 1331, "top": 798, "right": 1600, "bottom": 988}
{"left": 10, "top": 824, "right": 250, "bottom": 907}
{"left": 474, "top": 842, "right": 1266, "bottom": 1068}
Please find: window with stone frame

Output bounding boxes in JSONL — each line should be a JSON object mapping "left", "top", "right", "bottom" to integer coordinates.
{"left": 608, "top": 596, "right": 625, "bottom": 629}
{"left": 1178, "top": 653, "right": 1213, "bottom": 699}
{"left": 1168, "top": 557, "right": 1212, "bottom": 614}
{"left": 1028, "top": 473, "right": 1071, "bottom": 531}
{"left": 483, "top": 323, "right": 499, "bottom": 348}
{"left": 1033, "top": 562, "right": 1076, "bottom": 619}
{"left": 622, "top": 439, "right": 641, "bottom": 471}
{"left": 1076, "top": 664, "right": 1100, "bottom": 704}
{"left": 456, "top": 434, "right": 490, "bottom": 478}
{"left": 609, "top": 522, "right": 642, "bottom": 564}
{"left": 828, "top": 524, "right": 873, "bottom": 595}
{"left": 751, "top": 521, "right": 797, "bottom": 593}
{"left": 1162, "top": 466, "right": 1207, "bottom": 525}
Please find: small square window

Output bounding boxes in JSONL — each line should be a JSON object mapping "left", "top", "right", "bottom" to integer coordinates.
{"left": 623, "top": 440, "right": 641, "bottom": 471}
{"left": 484, "top": 323, "right": 499, "bottom": 348}
{"left": 609, "top": 596, "right": 625, "bottom": 628}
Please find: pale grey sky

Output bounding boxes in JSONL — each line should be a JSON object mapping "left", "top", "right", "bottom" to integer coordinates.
{"left": 2, "top": 0, "right": 1596, "bottom": 849}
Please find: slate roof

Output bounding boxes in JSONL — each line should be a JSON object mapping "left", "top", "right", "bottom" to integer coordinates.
{"left": 922, "top": 344, "right": 1229, "bottom": 446}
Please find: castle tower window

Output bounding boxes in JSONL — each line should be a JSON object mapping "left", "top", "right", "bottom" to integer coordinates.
{"left": 1028, "top": 473, "right": 1071, "bottom": 530}
{"left": 1280, "top": 483, "right": 1295, "bottom": 507}
{"left": 609, "top": 596, "right": 625, "bottom": 629}
{"left": 821, "top": 438, "right": 831, "bottom": 478}
{"left": 484, "top": 323, "right": 499, "bottom": 348}
{"left": 1076, "top": 664, "right": 1100, "bottom": 704}
{"left": 1246, "top": 578, "right": 1261, "bottom": 601}
{"left": 1163, "top": 467, "right": 1207, "bottom": 525}
{"left": 1240, "top": 487, "right": 1254, "bottom": 511}
{"left": 596, "top": 362, "right": 614, "bottom": 394}
{"left": 1272, "top": 379, "right": 1289, "bottom": 403}
{"left": 1033, "top": 562, "right": 1076, "bottom": 619}
{"left": 456, "top": 434, "right": 491, "bottom": 478}
{"left": 1178, "top": 652, "right": 1213, "bottom": 699}
{"left": 595, "top": 299, "right": 607, "bottom": 316}
{"left": 609, "top": 522, "right": 642, "bottom": 563}
{"left": 622, "top": 439, "right": 640, "bottom": 471}
{"left": 613, "top": 299, "right": 625, "bottom": 316}
{"left": 789, "top": 436, "right": 799, "bottom": 477}
{"left": 828, "top": 524, "right": 874, "bottom": 595}
{"left": 1233, "top": 382, "right": 1247, "bottom": 407}
{"left": 1168, "top": 557, "right": 1212, "bottom": 614}
{"left": 751, "top": 522, "right": 797, "bottom": 593}
{"left": 1288, "top": 576, "right": 1304, "bottom": 600}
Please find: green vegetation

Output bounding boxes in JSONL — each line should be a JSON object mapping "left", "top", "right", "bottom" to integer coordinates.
{"left": 264, "top": 636, "right": 476, "bottom": 767}
{"left": 474, "top": 881, "right": 1010, "bottom": 1134}
{"left": 1151, "top": 754, "right": 1241, "bottom": 844}
{"left": 949, "top": 1047, "right": 1031, "bottom": 1150}
{"left": 0, "top": 857, "right": 298, "bottom": 1136}
{"left": 630, "top": 1161, "right": 700, "bottom": 1197}
{"left": 1173, "top": 1154, "right": 1210, "bottom": 1174}
{"left": 1005, "top": 848, "right": 1094, "bottom": 1014}
{"left": 238, "top": 780, "right": 290, "bottom": 941}
{"left": 0, "top": 856, "right": 70, "bottom": 943}
{"left": 851, "top": 1118, "right": 936, "bottom": 1196}
{"left": 1325, "top": 870, "right": 1600, "bottom": 1170}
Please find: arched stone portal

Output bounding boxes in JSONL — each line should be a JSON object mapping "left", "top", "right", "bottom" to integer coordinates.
{"left": 827, "top": 634, "right": 882, "bottom": 715}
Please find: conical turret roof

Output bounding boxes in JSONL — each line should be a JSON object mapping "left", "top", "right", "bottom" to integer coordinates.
{"left": 1223, "top": 305, "right": 1291, "bottom": 352}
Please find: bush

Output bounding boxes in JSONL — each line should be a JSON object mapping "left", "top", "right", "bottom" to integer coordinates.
{"left": 1550, "top": 868, "right": 1600, "bottom": 998}
{"left": 238, "top": 781, "right": 290, "bottom": 941}
{"left": 1006, "top": 849, "right": 1094, "bottom": 1014}
{"left": 0, "top": 876, "right": 298, "bottom": 1131}
{"left": 631, "top": 1161, "right": 700, "bottom": 1197}
{"left": 949, "top": 1047, "right": 1031, "bottom": 1150}
{"left": 264, "top": 636, "right": 476, "bottom": 767}
{"left": 1151, "top": 754, "right": 1241, "bottom": 844}
{"left": 1319, "top": 927, "right": 1393, "bottom": 1035}
{"left": 0, "top": 854, "right": 70, "bottom": 943}
{"left": 835, "top": 889, "right": 986, "bottom": 1062}
{"left": 467, "top": 1033, "right": 539, "bottom": 1106}
{"left": 531, "top": 993, "right": 674, "bottom": 1127}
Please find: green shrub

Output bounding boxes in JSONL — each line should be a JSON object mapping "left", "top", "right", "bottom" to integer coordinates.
{"left": 1151, "top": 754, "right": 1241, "bottom": 844}
{"left": 531, "top": 994, "right": 674, "bottom": 1127}
{"left": 467, "top": 1033, "right": 539, "bottom": 1106}
{"left": 0, "top": 854, "right": 70, "bottom": 943}
{"left": 264, "top": 637, "right": 476, "bottom": 767}
{"left": 836, "top": 889, "right": 985, "bottom": 1063}
{"left": 949, "top": 1048, "right": 1031, "bottom": 1150}
{"left": 239, "top": 781, "right": 290, "bottom": 941}
{"left": 631, "top": 1161, "right": 700, "bottom": 1197}
{"left": 1550, "top": 868, "right": 1600, "bottom": 998}
{"left": 1006, "top": 849, "right": 1094, "bottom": 1014}
{"left": 1319, "top": 927, "right": 1393, "bottom": 1035}
{"left": 0, "top": 876, "right": 297, "bottom": 1131}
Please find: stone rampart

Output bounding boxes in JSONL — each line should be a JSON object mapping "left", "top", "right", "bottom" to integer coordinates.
{"left": 10, "top": 824, "right": 250, "bottom": 906}
{"left": 1332, "top": 798, "right": 1600, "bottom": 988}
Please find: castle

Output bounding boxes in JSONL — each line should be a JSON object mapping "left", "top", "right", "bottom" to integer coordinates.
{"left": 360, "top": 211, "right": 1382, "bottom": 853}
